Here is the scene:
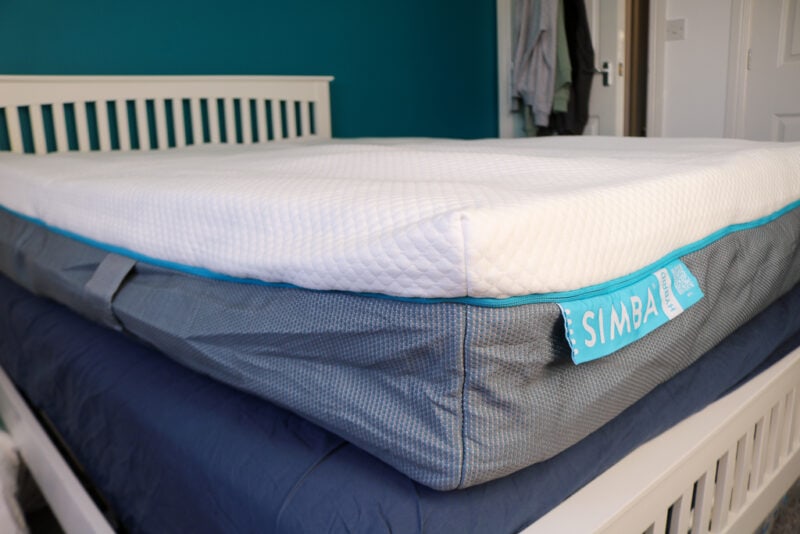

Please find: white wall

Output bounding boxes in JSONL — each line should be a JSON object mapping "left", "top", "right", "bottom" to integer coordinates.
{"left": 661, "top": 0, "right": 733, "bottom": 137}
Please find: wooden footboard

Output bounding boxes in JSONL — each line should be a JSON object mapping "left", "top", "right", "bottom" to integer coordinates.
{"left": 0, "top": 367, "right": 114, "bottom": 533}
{"left": 525, "top": 345, "right": 800, "bottom": 534}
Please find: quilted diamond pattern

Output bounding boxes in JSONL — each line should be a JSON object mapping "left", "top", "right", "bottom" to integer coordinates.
{"left": 1, "top": 137, "right": 798, "bottom": 299}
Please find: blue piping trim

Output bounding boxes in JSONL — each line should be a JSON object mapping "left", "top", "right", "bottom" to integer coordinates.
{"left": 2, "top": 198, "right": 799, "bottom": 308}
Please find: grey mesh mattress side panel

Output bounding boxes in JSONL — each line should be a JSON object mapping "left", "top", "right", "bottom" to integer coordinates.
{"left": 1, "top": 207, "right": 799, "bottom": 489}
{"left": 461, "top": 210, "right": 800, "bottom": 484}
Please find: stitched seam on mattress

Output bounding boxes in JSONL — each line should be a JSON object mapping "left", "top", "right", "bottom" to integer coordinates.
{"left": 460, "top": 212, "right": 470, "bottom": 296}
{"left": 457, "top": 304, "right": 469, "bottom": 488}
{"left": 458, "top": 212, "right": 470, "bottom": 488}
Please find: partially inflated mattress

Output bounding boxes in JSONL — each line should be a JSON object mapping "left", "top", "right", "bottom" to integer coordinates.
{"left": 1, "top": 137, "right": 799, "bottom": 489}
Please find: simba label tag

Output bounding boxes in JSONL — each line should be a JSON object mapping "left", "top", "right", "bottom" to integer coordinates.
{"left": 558, "top": 260, "right": 704, "bottom": 364}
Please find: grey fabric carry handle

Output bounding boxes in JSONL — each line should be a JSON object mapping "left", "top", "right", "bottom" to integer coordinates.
{"left": 83, "top": 253, "right": 137, "bottom": 331}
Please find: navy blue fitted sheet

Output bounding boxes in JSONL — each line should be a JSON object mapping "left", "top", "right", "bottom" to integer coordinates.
{"left": 1, "top": 273, "right": 800, "bottom": 533}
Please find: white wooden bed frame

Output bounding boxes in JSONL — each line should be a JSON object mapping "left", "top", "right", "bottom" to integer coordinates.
{"left": 1, "top": 76, "right": 799, "bottom": 534}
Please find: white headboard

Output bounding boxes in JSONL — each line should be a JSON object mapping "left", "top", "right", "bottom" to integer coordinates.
{"left": 0, "top": 75, "right": 333, "bottom": 154}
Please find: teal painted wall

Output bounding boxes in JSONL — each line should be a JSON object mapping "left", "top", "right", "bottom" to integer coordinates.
{"left": 0, "top": 0, "right": 498, "bottom": 138}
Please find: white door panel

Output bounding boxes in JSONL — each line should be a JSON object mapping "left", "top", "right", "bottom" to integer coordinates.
{"left": 497, "top": 0, "right": 626, "bottom": 137}
{"left": 585, "top": 0, "right": 626, "bottom": 136}
{"left": 743, "top": 0, "right": 800, "bottom": 141}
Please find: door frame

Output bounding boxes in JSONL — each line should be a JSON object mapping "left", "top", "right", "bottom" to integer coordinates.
{"left": 723, "top": 0, "right": 752, "bottom": 138}
{"left": 647, "top": 0, "right": 665, "bottom": 136}
{"left": 496, "top": 0, "right": 667, "bottom": 138}
{"left": 497, "top": 0, "right": 514, "bottom": 137}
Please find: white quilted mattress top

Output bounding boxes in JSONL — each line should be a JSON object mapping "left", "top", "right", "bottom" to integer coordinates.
{"left": 1, "top": 137, "right": 799, "bottom": 299}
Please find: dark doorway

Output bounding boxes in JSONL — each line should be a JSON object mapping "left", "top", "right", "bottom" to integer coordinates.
{"left": 625, "top": 0, "right": 650, "bottom": 136}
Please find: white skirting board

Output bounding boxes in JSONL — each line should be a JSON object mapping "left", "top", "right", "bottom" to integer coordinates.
{"left": 525, "top": 345, "right": 800, "bottom": 534}
{"left": 0, "top": 367, "right": 114, "bottom": 534}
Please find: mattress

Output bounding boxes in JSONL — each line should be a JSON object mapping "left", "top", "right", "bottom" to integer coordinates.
{"left": 1, "top": 137, "right": 799, "bottom": 489}
{"left": 1, "top": 273, "right": 800, "bottom": 533}
{"left": 2, "top": 137, "right": 798, "bottom": 299}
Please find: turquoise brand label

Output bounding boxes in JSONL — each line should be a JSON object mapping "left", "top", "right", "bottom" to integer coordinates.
{"left": 558, "top": 260, "right": 704, "bottom": 364}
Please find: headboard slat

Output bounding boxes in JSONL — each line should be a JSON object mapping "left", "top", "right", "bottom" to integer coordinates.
{"left": 6, "top": 107, "right": 23, "bottom": 154}
{"left": 286, "top": 101, "right": 297, "bottom": 140}
{"left": 173, "top": 99, "right": 187, "bottom": 148}
{"left": 302, "top": 101, "right": 312, "bottom": 138}
{"left": 223, "top": 98, "right": 235, "bottom": 144}
{"left": 255, "top": 99, "right": 267, "bottom": 142}
{"left": 116, "top": 101, "right": 132, "bottom": 152}
{"left": 241, "top": 99, "right": 253, "bottom": 144}
{"left": 154, "top": 99, "right": 169, "bottom": 150}
{"left": 134, "top": 100, "right": 149, "bottom": 150}
{"left": 30, "top": 105, "right": 48, "bottom": 154}
{"left": 0, "top": 75, "right": 333, "bottom": 153}
{"left": 52, "top": 103, "right": 69, "bottom": 153}
{"left": 74, "top": 103, "right": 91, "bottom": 152}
{"left": 270, "top": 101, "right": 282, "bottom": 141}
{"left": 96, "top": 101, "right": 112, "bottom": 152}
{"left": 190, "top": 98, "right": 203, "bottom": 146}
{"left": 208, "top": 99, "right": 221, "bottom": 144}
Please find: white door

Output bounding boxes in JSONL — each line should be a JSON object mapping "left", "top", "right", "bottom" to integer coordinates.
{"left": 584, "top": 0, "right": 626, "bottom": 135}
{"left": 740, "top": 0, "right": 800, "bottom": 141}
{"left": 496, "top": 0, "right": 626, "bottom": 137}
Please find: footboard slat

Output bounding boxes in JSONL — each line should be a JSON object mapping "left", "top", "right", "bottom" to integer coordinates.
{"left": 670, "top": 489, "right": 692, "bottom": 533}
{"left": 752, "top": 413, "right": 769, "bottom": 491}
{"left": 730, "top": 427, "right": 753, "bottom": 512}
{"left": 692, "top": 465, "right": 715, "bottom": 534}
{"left": 711, "top": 448, "right": 736, "bottom": 531}
{"left": 793, "top": 386, "right": 800, "bottom": 448}
{"left": 768, "top": 400, "right": 786, "bottom": 475}
{"left": 780, "top": 390, "right": 796, "bottom": 459}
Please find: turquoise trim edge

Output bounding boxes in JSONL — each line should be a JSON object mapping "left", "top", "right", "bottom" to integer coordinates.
{"left": 2, "top": 198, "right": 799, "bottom": 308}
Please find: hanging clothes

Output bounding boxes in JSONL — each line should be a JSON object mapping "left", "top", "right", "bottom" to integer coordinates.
{"left": 551, "top": 0, "right": 573, "bottom": 115}
{"left": 545, "top": 0, "right": 595, "bottom": 135}
{"left": 511, "top": 0, "right": 559, "bottom": 128}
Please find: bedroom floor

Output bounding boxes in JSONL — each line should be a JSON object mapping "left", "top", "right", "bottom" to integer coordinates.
{"left": 762, "top": 479, "right": 800, "bottom": 534}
